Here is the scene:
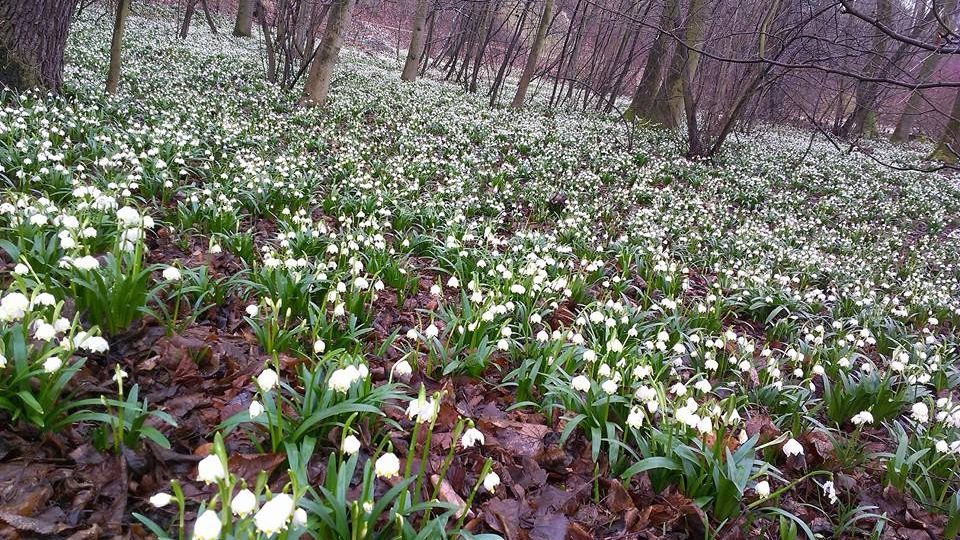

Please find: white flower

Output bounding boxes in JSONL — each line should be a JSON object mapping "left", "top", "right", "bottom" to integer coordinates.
{"left": 43, "top": 357, "right": 63, "bottom": 373}
{"left": 483, "top": 471, "right": 500, "bottom": 492}
{"left": 254, "top": 493, "right": 295, "bottom": 535}
{"left": 34, "top": 322, "right": 56, "bottom": 341}
{"left": 755, "top": 480, "right": 771, "bottom": 498}
{"left": 257, "top": 368, "right": 279, "bottom": 391}
{"left": 231, "top": 489, "right": 257, "bottom": 517}
{"left": 822, "top": 480, "right": 838, "bottom": 504}
{"left": 32, "top": 293, "right": 55, "bottom": 307}
{"left": 293, "top": 507, "right": 307, "bottom": 527}
{"left": 782, "top": 438, "right": 804, "bottom": 457}
{"left": 193, "top": 510, "right": 222, "bottom": 540}
{"left": 53, "top": 317, "right": 71, "bottom": 333}
{"left": 461, "top": 427, "right": 485, "bottom": 448}
{"left": 393, "top": 359, "right": 413, "bottom": 378}
{"left": 0, "top": 354, "right": 6, "bottom": 369}
{"left": 13, "top": 263, "right": 28, "bottom": 275}
{"left": 375, "top": 453, "right": 400, "bottom": 478}
{"left": 693, "top": 379, "right": 712, "bottom": 393}
{"left": 197, "top": 454, "right": 226, "bottom": 484}
{"left": 74, "top": 255, "right": 99, "bottom": 270}
{"left": 342, "top": 434, "right": 361, "bottom": 454}
{"left": 313, "top": 339, "right": 326, "bottom": 354}
{"left": 149, "top": 492, "right": 172, "bottom": 508}
{"left": 406, "top": 395, "right": 438, "bottom": 423}
{"left": 911, "top": 402, "right": 929, "bottom": 423}
{"left": 851, "top": 410, "right": 874, "bottom": 425}
{"left": 328, "top": 365, "right": 363, "bottom": 393}
{"left": 80, "top": 335, "right": 109, "bottom": 353}
{"left": 249, "top": 400, "right": 264, "bottom": 418}
{"left": 423, "top": 323, "right": 439, "bottom": 339}
{"left": 116, "top": 206, "right": 141, "bottom": 227}
{"left": 601, "top": 379, "right": 618, "bottom": 394}
{"left": 245, "top": 304, "right": 259, "bottom": 317}
{"left": 571, "top": 375, "right": 591, "bottom": 392}
{"left": 162, "top": 266, "right": 181, "bottom": 281}
{"left": 696, "top": 416, "right": 713, "bottom": 435}
{"left": 0, "top": 292, "right": 30, "bottom": 321}
{"left": 627, "top": 407, "right": 644, "bottom": 429}
{"left": 607, "top": 338, "right": 623, "bottom": 353}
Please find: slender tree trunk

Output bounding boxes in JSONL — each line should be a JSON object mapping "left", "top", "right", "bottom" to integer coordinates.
{"left": 104, "top": 0, "right": 131, "bottom": 94}
{"left": 233, "top": 0, "right": 253, "bottom": 37}
{"left": 625, "top": 0, "right": 679, "bottom": 120}
{"left": 301, "top": 3, "right": 332, "bottom": 71}
{"left": 511, "top": 0, "right": 554, "bottom": 108}
{"left": 199, "top": 0, "right": 218, "bottom": 33}
{"left": 549, "top": 0, "right": 581, "bottom": 107}
{"left": 933, "top": 87, "right": 960, "bottom": 163}
{"left": 180, "top": 0, "right": 197, "bottom": 38}
{"left": 300, "top": 0, "right": 356, "bottom": 106}
{"left": 562, "top": 2, "right": 590, "bottom": 104}
{"left": 469, "top": 0, "right": 500, "bottom": 92}
{"left": 402, "top": 0, "right": 429, "bottom": 81}
{"left": 0, "top": 0, "right": 79, "bottom": 91}
{"left": 491, "top": 0, "right": 531, "bottom": 106}
{"left": 257, "top": 0, "right": 277, "bottom": 82}
{"left": 420, "top": 10, "right": 436, "bottom": 74}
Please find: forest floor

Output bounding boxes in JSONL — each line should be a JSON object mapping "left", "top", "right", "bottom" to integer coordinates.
{"left": 2, "top": 8, "right": 960, "bottom": 540}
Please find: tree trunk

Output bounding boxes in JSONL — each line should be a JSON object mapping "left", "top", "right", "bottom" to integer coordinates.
{"left": 562, "top": 2, "right": 590, "bottom": 104}
{"left": 199, "top": 0, "right": 218, "bottom": 34}
{"left": 233, "top": 0, "right": 254, "bottom": 37}
{"left": 257, "top": 0, "right": 277, "bottom": 82}
{"left": 511, "top": 0, "right": 554, "bottom": 109}
{"left": 625, "top": 0, "right": 679, "bottom": 121}
{"left": 933, "top": 87, "right": 960, "bottom": 164}
{"left": 839, "top": 0, "right": 891, "bottom": 138}
{"left": 549, "top": 0, "right": 581, "bottom": 107}
{"left": 104, "top": 0, "right": 131, "bottom": 94}
{"left": 491, "top": 0, "right": 532, "bottom": 106}
{"left": 468, "top": 0, "right": 499, "bottom": 93}
{"left": 401, "top": 0, "right": 429, "bottom": 81}
{"left": 651, "top": 0, "right": 709, "bottom": 128}
{"left": 300, "top": 0, "right": 356, "bottom": 107}
{"left": 179, "top": 0, "right": 197, "bottom": 38}
{"left": 892, "top": 0, "right": 958, "bottom": 143}
{"left": 0, "top": 0, "right": 79, "bottom": 91}
{"left": 420, "top": 10, "right": 436, "bottom": 74}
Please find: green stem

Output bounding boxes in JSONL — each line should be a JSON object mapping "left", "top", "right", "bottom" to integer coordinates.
{"left": 455, "top": 458, "right": 492, "bottom": 533}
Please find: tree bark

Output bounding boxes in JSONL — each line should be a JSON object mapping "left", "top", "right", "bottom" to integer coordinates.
{"left": 257, "top": 0, "right": 278, "bottom": 82}
{"left": 0, "top": 0, "right": 79, "bottom": 92}
{"left": 839, "top": 0, "right": 891, "bottom": 138}
{"left": 233, "top": 0, "right": 254, "bottom": 37}
{"left": 105, "top": 0, "right": 131, "bottom": 94}
{"left": 651, "top": 0, "right": 709, "bottom": 128}
{"left": 892, "top": 0, "right": 959, "bottom": 143}
{"left": 300, "top": 0, "right": 356, "bottom": 106}
{"left": 625, "top": 0, "right": 679, "bottom": 121}
{"left": 511, "top": 0, "right": 554, "bottom": 108}
{"left": 401, "top": 0, "right": 429, "bottom": 81}
{"left": 933, "top": 87, "right": 960, "bottom": 163}
{"left": 179, "top": 0, "right": 197, "bottom": 38}
{"left": 491, "top": 0, "right": 532, "bottom": 106}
